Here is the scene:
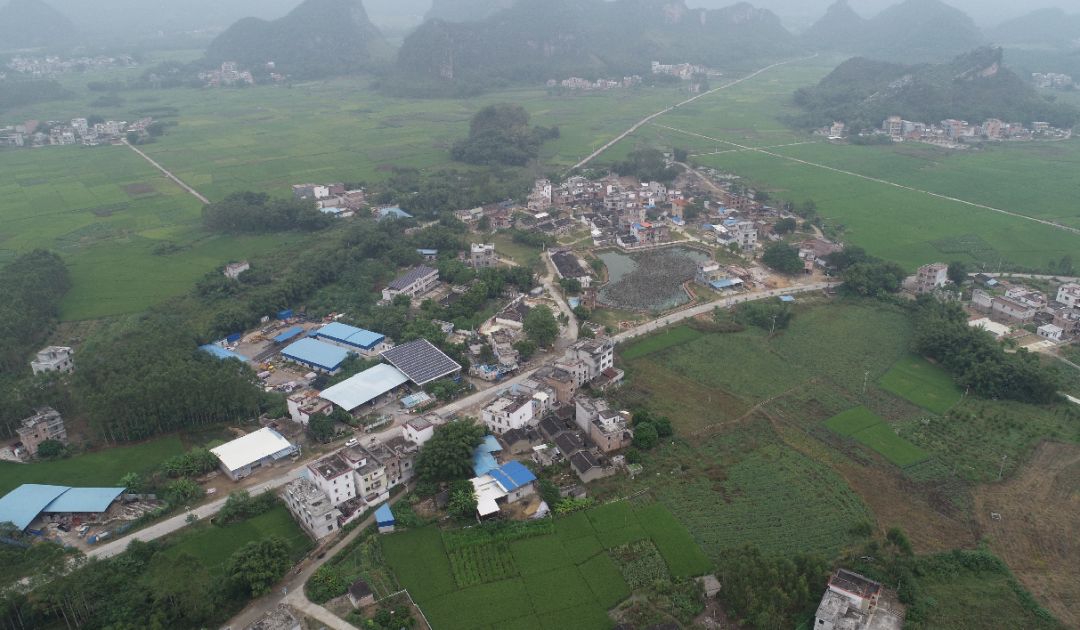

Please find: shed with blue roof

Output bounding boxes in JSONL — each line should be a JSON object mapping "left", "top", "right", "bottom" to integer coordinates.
{"left": 375, "top": 503, "right": 395, "bottom": 533}
{"left": 281, "top": 338, "right": 351, "bottom": 374}
{"left": 273, "top": 326, "right": 305, "bottom": 345}
{"left": 314, "top": 322, "right": 387, "bottom": 355}
{"left": 0, "top": 484, "right": 127, "bottom": 532}
{"left": 200, "top": 344, "right": 249, "bottom": 363}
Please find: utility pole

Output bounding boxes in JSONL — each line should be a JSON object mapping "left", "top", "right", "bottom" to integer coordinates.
{"left": 863, "top": 370, "right": 870, "bottom": 396}
{"left": 771, "top": 313, "right": 778, "bottom": 335}
{"left": 998, "top": 454, "right": 1008, "bottom": 480}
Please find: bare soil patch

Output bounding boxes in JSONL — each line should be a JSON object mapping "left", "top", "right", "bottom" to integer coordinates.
{"left": 974, "top": 441, "right": 1080, "bottom": 627}
{"left": 124, "top": 183, "right": 156, "bottom": 196}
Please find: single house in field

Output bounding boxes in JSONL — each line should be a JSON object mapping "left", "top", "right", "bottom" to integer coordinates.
{"left": 211, "top": 428, "right": 298, "bottom": 480}
{"left": 375, "top": 503, "right": 395, "bottom": 533}
{"left": 31, "top": 346, "right": 74, "bottom": 375}
{"left": 814, "top": 568, "right": 902, "bottom": 630}
{"left": 382, "top": 266, "right": 439, "bottom": 302}
{"left": 223, "top": 261, "right": 250, "bottom": 280}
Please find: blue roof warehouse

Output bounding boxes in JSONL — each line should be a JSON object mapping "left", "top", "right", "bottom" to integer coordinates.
{"left": 314, "top": 322, "right": 387, "bottom": 356}
{"left": 0, "top": 484, "right": 127, "bottom": 531}
{"left": 281, "top": 338, "right": 351, "bottom": 374}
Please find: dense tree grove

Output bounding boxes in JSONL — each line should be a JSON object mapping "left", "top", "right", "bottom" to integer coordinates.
{"left": 524, "top": 305, "right": 560, "bottom": 348}
{"left": 733, "top": 301, "right": 794, "bottom": 332}
{"left": 415, "top": 420, "right": 486, "bottom": 482}
{"left": 0, "top": 250, "right": 70, "bottom": 374}
{"left": 368, "top": 168, "right": 530, "bottom": 220}
{"left": 202, "top": 192, "right": 332, "bottom": 234}
{"left": 761, "top": 243, "right": 803, "bottom": 275}
{"left": 840, "top": 260, "right": 907, "bottom": 297}
{"left": 716, "top": 546, "right": 830, "bottom": 629}
{"left": 611, "top": 148, "right": 681, "bottom": 183}
{"left": 911, "top": 296, "right": 1061, "bottom": 403}
{"left": 450, "top": 104, "right": 558, "bottom": 167}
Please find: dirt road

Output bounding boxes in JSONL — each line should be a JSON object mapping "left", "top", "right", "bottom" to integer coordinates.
{"left": 122, "top": 139, "right": 210, "bottom": 205}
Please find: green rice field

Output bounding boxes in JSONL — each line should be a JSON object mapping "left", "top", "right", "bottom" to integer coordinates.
{"left": 879, "top": 355, "right": 963, "bottom": 414}
{"left": 826, "top": 407, "right": 930, "bottom": 468}
{"left": 381, "top": 501, "right": 708, "bottom": 630}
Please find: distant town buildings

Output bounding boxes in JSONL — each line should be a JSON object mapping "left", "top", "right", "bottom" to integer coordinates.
{"left": 1032, "top": 72, "right": 1074, "bottom": 90}
{"left": 651, "top": 61, "right": 722, "bottom": 80}
{"left": 199, "top": 61, "right": 255, "bottom": 87}
{"left": 5, "top": 54, "right": 136, "bottom": 78}
{"left": 870, "top": 115, "right": 1070, "bottom": 147}
{"left": 914, "top": 263, "right": 949, "bottom": 295}
{"left": 1, "top": 116, "right": 155, "bottom": 149}
{"left": 547, "top": 75, "right": 642, "bottom": 91}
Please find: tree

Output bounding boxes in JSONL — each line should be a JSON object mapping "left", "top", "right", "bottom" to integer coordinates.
{"left": 165, "top": 478, "right": 202, "bottom": 506}
{"left": 673, "top": 147, "right": 689, "bottom": 162}
{"left": 947, "top": 261, "right": 968, "bottom": 285}
{"left": 716, "top": 546, "right": 829, "bottom": 629}
{"left": 842, "top": 261, "right": 906, "bottom": 297}
{"left": 35, "top": 439, "right": 65, "bottom": 459}
{"left": 514, "top": 340, "right": 538, "bottom": 360}
{"left": 142, "top": 552, "right": 214, "bottom": 627}
{"left": 559, "top": 277, "right": 582, "bottom": 295}
{"left": 415, "top": 419, "right": 485, "bottom": 482}
{"left": 226, "top": 536, "right": 291, "bottom": 597}
{"left": 632, "top": 423, "right": 659, "bottom": 450}
{"left": 477, "top": 216, "right": 492, "bottom": 232}
{"left": 524, "top": 305, "right": 559, "bottom": 348}
{"left": 823, "top": 246, "right": 870, "bottom": 272}
{"left": 773, "top": 217, "right": 797, "bottom": 235}
{"left": 447, "top": 479, "right": 478, "bottom": 520}
{"left": 733, "top": 301, "right": 793, "bottom": 332}
{"left": 308, "top": 413, "right": 336, "bottom": 443}
{"left": 761, "top": 243, "right": 803, "bottom": 275}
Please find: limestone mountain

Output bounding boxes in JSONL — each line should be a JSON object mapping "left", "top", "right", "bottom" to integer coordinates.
{"left": 393, "top": 0, "right": 797, "bottom": 94}
{"left": 0, "top": 0, "right": 79, "bottom": 50}
{"left": 792, "top": 47, "right": 1079, "bottom": 131}
{"left": 424, "top": 0, "right": 517, "bottom": 23}
{"left": 989, "top": 8, "right": 1080, "bottom": 49}
{"left": 801, "top": 0, "right": 868, "bottom": 52}
{"left": 204, "top": 0, "right": 389, "bottom": 77}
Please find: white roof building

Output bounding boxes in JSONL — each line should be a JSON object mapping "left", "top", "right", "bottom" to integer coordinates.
{"left": 319, "top": 364, "right": 410, "bottom": 412}
{"left": 968, "top": 317, "right": 1011, "bottom": 339}
{"left": 210, "top": 428, "right": 298, "bottom": 480}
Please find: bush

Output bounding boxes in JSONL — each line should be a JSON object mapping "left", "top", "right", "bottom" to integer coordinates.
{"left": 307, "top": 564, "right": 351, "bottom": 603}
{"left": 35, "top": 439, "right": 66, "bottom": 459}
{"left": 761, "top": 243, "right": 803, "bottom": 275}
{"left": 217, "top": 491, "right": 278, "bottom": 525}
{"left": 733, "top": 301, "right": 793, "bottom": 332}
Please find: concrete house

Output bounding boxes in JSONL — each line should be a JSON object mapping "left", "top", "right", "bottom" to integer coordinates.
{"left": 283, "top": 477, "right": 341, "bottom": 539}
{"left": 308, "top": 454, "right": 357, "bottom": 507}
{"left": 1056, "top": 283, "right": 1080, "bottom": 308}
{"left": 482, "top": 395, "right": 536, "bottom": 435}
{"left": 814, "top": 569, "right": 901, "bottom": 630}
{"left": 575, "top": 398, "right": 633, "bottom": 453}
{"left": 31, "top": 346, "right": 74, "bottom": 375}
{"left": 914, "top": 263, "right": 948, "bottom": 295}
{"left": 402, "top": 416, "right": 435, "bottom": 446}
{"left": 991, "top": 295, "right": 1035, "bottom": 322}
{"left": 16, "top": 407, "right": 67, "bottom": 457}
{"left": 470, "top": 243, "right": 498, "bottom": 269}
{"left": 223, "top": 261, "right": 250, "bottom": 280}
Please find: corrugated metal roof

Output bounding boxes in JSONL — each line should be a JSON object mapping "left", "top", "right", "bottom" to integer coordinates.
{"left": 316, "top": 323, "right": 385, "bottom": 350}
{"left": 489, "top": 461, "right": 536, "bottom": 493}
{"left": 281, "top": 338, "right": 350, "bottom": 371}
{"left": 0, "top": 485, "right": 69, "bottom": 530}
{"left": 387, "top": 266, "right": 437, "bottom": 291}
{"left": 374, "top": 503, "right": 394, "bottom": 525}
{"left": 319, "top": 364, "right": 409, "bottom": 411}
{"left": 381, "top": 339, "right": 461, "bottom": 386}
{"left": 43, "top": 487, "right": 125, "bottom": 514}
{"left": 273, "top": 326, "right": 305, "bottom": 344}
{"left": 200, "top": 344, "right": 248, "bottom": 362}
{"left": 210, "top": 428, "right": 296, "bottom": 472}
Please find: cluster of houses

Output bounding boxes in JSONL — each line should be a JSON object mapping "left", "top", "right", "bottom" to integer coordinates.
{"left": 290, "top": 182, "right": 367, "bottom": 217}
{"left": 0, "top": 117, "right": 154, "bottom": 148}
{"left": 914, "top": 263, "right": 1080, "bottom": 343}
{"left": 650, "top": 60, "right": 722, "bottom": 80}
{"left": 199, "top": 61, "right": 255, "bottom": 87}
{"left": 876, "top": 116, "right": 1071, "bottom": 146}
{"left": 546, "top": 75, "right": 642, "bottom": 91}
{"left": 1032, "top": 72, "right": 1074, "bottom": 90}
{"left": 478, "top": 337, "right": 629, "bottom": 484}
{"left": 4, "top": 54, "right": 136, "bottom": 78}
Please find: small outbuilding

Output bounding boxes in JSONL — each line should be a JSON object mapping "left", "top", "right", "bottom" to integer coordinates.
{"left": 348, "top": 579, "right": 376, "bottom": 608}
{"left": 375, "top": 503, "right": 395, "bottom": 534}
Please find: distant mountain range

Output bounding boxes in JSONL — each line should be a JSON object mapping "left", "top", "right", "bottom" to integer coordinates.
{"left": 204, "top": 0, "right": 389, "bottom": 77}
{"left": 423, "top": 0, "right": 516, "bottom": 23}
{"left": 792, "top": 47, "right": 1080, "bottom": 131}
{"left": 0, "top": 0, "right": 79, "bottom": 50}
{"left": 802, "top": 0, "right": 984, "bottom": 63}
{"left": 392, "top": 0, "right": 798, "bottom": 92}
{"left": 989, "top": 9, "right": 1080, "bottom": 48}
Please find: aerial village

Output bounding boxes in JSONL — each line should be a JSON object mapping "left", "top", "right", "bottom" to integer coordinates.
{"left": 4, "top": 156, "right": 1078, "bottom": 630}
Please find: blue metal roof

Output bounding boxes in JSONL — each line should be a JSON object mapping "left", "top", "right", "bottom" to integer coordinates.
{"left": 779, "top": 295, "right": 796, "bottom": 303}
{"left": 273, "top": 326, "right": 305, "bottom": 344}
{"left": 489, "top": 461, "right": 536, "bottom": 493}
{"left": 43, "top": 487, "right": 125, "bottom": 514}
{"left": 478, "top": 435, "right": 502, "bottom": 453}
{"left": 0, "top": 485, "right": 69, "bottom": 531}
{"left": 374, "top": 503, "right": 394, "bottom": 526}
{"left": 416, "top": 248, "right": 438, "bottom": 256}
{"left": 316, "top": 322, "right": 385, "bottom": 350}
{"left": 710, "top": 278, "right": 742, "bottom": 290}
{"left": 281, "top": 338, "right": 350, "bottom": 371}
{"left": 473, "top": 451, "right": 499, "bottom": 477}
{"left": 200, "top": 344, "right": 248, "bottom": 362}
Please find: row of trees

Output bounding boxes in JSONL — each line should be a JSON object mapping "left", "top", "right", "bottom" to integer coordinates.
{"left": 202, "top": 191, "right": 332, "bottom": 234}
{"left": 911, "top": 296, "right": 1061, "bottom": 404}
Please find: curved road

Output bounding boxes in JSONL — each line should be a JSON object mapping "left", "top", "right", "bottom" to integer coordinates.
{"left": 568, "top": 54, "right": 817, "bottom": 173}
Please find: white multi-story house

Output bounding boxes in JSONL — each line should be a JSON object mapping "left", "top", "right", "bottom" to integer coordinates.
{"left": 31, "top": 346, "right": 74, "bottom": 375}
{"left": 1056, "top": 283, "right": 1080, "bottom": 308}
{"left": 482, "top": 395, "right": 536, "bottom": 435}
{"left": 915, "top": 263, "right": 949, "bottom": 294}
{"left": 382, "top": 266, "right": 439, "bottom": 302}
{"left": 307, "top": 453, "right": 357, "bottom": 507}
{"left": 283, "top": 477, "right": 341, "bottom": 539}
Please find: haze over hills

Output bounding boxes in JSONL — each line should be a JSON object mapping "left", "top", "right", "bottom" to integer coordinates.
{"left": 0, "top": 0, "right": 80, "bottom": 50}
{"left": 803, "top": 0, "right": 984, "bottom": 62}
{"left": 792, "top": 47, "right": 1080, "bottom": 131}
{"left": 424, "top": 0, "right": 516, "bottom": 23}
{"left": 204, "top": 0, "right": 389, "bottom": 77}
{"left": 989, "top": 8, "right": 1080, "bottom": 48}
{"left": 393, "top": 0, "right": 797, "bottom": 93}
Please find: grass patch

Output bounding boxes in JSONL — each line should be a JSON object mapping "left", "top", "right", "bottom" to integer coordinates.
{"left": 0, "top": 435, "right": 185, "bottom": 495}
{"left": 163, "top": 504, "right": 310, "bottom": 576}
{"left": 598, "top": 524, "right": 650, "bottom": 549}
{"left": 422, "top": 578, "right": 529, "bottom": 630}
{"left": 827, "top": 407, "right": 930, "bottom": 468}
{"left": 537, "top": 603, "right": 614, "bottom": 630}
{"left": 555, "top": 511, "right": 596, "bottom": 541}
{"left": 635, "top": 503, "right": 712, "bottom": 578}
{"left": 586, "top": 500, "right": 639, "bottom": 533}
{"left": 563, "top": 534, "right": 604, "bottom": 562}
{"left": 620, "top": 325, "right": 703, "bottom": 361}
{"left": 579, "top": 553, "right": 632, "bottom": 608}
{"left": 879, "top": 355, "right": 962, "bottom": 414}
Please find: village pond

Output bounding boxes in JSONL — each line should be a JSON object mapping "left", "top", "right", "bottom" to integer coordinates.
{"left": 597, "top": 247, "right": 711, "bottom": 312}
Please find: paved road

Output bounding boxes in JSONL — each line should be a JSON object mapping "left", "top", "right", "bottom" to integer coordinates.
{"left": 972, "top": 273, "right": 1080, "bottom": 282}
{"left": 567, "top": 54, "right": 816, "bottom": 173}
{"left": 613, "top": 282, "right": 836, "bottom": 343}
{"left": 654, "top": 123, "right": 1080, "bottom": 237}
{"left": 543, "top": 250, "right": 581, "bottom": 347}
{"left": 122, "top": 139, "right": 211, "bottom": 205}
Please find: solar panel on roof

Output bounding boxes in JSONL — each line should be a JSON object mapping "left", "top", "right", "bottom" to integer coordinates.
{"left": 380, "top": 339, "right": 461, "bottom": 386}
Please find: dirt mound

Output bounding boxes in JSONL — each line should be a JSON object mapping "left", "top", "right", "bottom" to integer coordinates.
{"left": 974, "top": 441, "right": 1080, "bottom": 627}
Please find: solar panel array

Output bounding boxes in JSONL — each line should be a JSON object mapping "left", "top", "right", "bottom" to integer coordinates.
{"left": 380, "top": 339, "right": 461, "bottom": 386}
